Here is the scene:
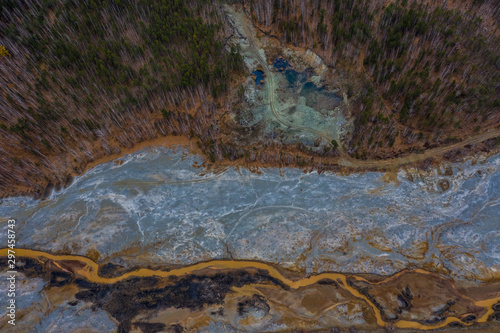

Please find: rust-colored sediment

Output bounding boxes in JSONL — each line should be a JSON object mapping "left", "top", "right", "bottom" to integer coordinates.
{"left": 1, "top": 248, "right": 499, "bottom": 330}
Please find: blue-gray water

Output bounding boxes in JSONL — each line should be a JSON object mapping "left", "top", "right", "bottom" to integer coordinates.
{"left": 1, "top": 147, "right": 499, "bottom": 280}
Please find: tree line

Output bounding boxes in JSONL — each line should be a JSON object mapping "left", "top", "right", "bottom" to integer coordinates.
{"left": 0, "top": 0, "right": 244, "bottom": 196}
{"left": 245, "top": 0, "right": 499, "bottom": 159}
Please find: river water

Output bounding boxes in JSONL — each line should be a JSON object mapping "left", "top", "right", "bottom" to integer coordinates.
{"left": 1, "top": 147, "right": 499, "bottom": 280}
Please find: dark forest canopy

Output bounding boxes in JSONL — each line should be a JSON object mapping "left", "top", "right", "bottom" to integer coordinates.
{"left": 246, "top": 0, "right": 499, "bottom": 158}
{"left": 0, "top": 0, "right": 244, "bottom": 195}
{"left": 0, "top": 0, "right": 499, "bottom": 197}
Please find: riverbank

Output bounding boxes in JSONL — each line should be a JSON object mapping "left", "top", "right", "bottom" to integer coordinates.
{"left": 0, "top": 135, "right": 197, "bottom": 200}
{"left": 2, "top": 147, "right": 499, "bottom": 281}
{"left": 2, "top": 129, "right": 499, "bottom": 201}
{"left": 2, "top": 3, "right": 500, "bottom": 201}
{"left": 1, "top": 140, "right": 499, "bottom": 331}
{"left": 1, "top": 248, "right": 499, "bottom": 332}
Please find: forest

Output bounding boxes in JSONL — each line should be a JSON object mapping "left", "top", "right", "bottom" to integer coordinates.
{"left": 0, "top": 0, "right": 499, "bottom": 197}
{"left": 0, "top": 0, "right": 244, "bottom": 197}
{"left": 245, "top": 0, "right": 499, "bottom": 159}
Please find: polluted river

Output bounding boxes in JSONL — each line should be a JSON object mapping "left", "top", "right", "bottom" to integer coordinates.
{"left": 1, "top": 7, "right": 499, "bottom": 332}
{"left": 1, "top": 147, "right": 499, "bottom": 332}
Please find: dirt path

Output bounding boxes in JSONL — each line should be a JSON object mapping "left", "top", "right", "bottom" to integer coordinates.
{"left": 340, "top": 129, "right": 500, "bottom": 168}
{"left": 227, "top": 6, "right": 500, "bottom": 169}
{"left": 227, "top": 8, "right": 338, "bottom": 140}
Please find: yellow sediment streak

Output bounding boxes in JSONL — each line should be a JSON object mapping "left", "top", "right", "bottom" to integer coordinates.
{"left": 1, "top": 248, "right": 499, "bottom": 330}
